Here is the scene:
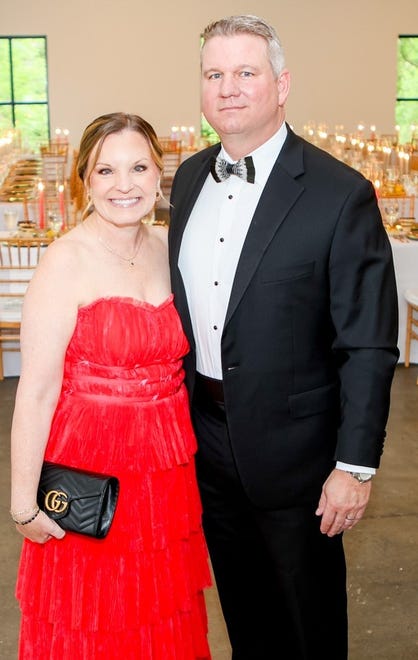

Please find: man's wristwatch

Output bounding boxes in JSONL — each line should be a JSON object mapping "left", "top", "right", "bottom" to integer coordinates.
{"left": 349, "top": 472, "right": 373, "bottom": 484}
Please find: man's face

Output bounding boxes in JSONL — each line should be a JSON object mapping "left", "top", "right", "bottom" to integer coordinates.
{"left": 201, "top": 34, "right": 289, "bottom": 150}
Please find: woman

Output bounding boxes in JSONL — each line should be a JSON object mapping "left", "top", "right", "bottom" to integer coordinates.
{"left": 10, "top": 113, "right": 211, "bottom": 659}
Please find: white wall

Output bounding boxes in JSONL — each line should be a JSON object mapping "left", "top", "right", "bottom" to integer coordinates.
{"left": 1, "top": 0, "right": 418, "bottom": 148}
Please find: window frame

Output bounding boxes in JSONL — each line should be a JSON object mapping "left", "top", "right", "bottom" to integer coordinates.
{"left": 396, "top": 34, "right": 418, "bottom": 144}
{"left": 0, "top": 34, "right": 50, "bottom": 142}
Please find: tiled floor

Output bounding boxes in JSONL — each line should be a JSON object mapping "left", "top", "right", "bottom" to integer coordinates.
{"left": 1, "top": 366, "right": 417, "bottom": 659}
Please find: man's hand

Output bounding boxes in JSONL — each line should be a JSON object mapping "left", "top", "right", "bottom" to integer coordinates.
{"left": 315, "top": 468, "right": 372, "bottom": 536}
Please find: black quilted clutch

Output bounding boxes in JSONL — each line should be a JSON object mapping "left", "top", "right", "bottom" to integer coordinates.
{"left": 37, "top": 462, "right": 119, "bottom": 538}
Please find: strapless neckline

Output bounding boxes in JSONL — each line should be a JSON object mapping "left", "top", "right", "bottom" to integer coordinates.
{"left": 78, "top": 293, "right": 174, "bottom": 313}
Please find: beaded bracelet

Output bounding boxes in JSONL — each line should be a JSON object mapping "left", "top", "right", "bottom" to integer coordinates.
{"left": 10, "top": 505, "right": 38, "bottom": 518}
{"left": 11, "top": 507, "right": 40, "bottom": 525}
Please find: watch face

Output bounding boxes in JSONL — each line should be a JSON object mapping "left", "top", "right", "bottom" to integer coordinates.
{"left": 351, "top": 472, "right": 372, "bottom": 483}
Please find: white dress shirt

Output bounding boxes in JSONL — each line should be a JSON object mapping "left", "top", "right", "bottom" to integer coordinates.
{"left": 179, "top": 124, "right": 288, "bottom": 378}
{"left": 178, "top": 123, "right": 375, "bottom": 477}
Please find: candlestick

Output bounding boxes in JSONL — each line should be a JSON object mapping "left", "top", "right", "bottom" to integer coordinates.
{"left": 188, "top": 126, "right": 195, "bottom": 148}
{"left": 58, "top": 184, "right": 66, "bottom": 230}
{"left": 38, "top": 182, "right": 45, "bottom": 230}
{"left": 23, "top": 197, "right": 29, "bottom": 222}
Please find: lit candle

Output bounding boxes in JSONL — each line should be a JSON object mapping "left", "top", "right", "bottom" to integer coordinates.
{"left": 58, "top": 184, "right": 66, "bottom": 230}
{"left": 188, "top": 126, "right": 195, "bottom": 148}
{"left": 382, "top": 146, "right": 392, "bottom": 169}
{"left": 38, "top": 182, "right": 45, "bottom": 230}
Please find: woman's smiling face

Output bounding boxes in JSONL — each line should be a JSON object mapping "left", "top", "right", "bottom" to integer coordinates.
{"left": 88, "top": 128, "right": 160, "bottom": 226}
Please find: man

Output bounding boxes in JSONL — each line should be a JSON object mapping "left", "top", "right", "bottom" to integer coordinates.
{"left": 168, "top": 14, "right": 398, "bottom": 659}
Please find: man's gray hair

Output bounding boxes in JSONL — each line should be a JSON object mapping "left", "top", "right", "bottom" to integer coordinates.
{"left": 201, "top": 15, "right": 285, "bottom": 77}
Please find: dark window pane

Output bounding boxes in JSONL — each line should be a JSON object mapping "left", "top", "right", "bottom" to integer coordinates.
{"left": 0, "top": 105, "right": 13, "bottom": 132}
{"left": 395, "top": 101, "right": 418, "bottom": 141}
{"left": 12, "top": 38, "right": 48, "bottom": 102}
{"left": 14, "top": 104, "right": 49, "bottom": 151}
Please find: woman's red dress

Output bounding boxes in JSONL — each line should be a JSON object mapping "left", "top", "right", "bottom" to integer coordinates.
{"left": 16, "top": 296, "right": 211, "bottom": 659}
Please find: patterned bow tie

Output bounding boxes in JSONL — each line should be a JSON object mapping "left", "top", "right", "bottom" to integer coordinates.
{"left": 210, "top": 155, "right": 255, "bottom": 184}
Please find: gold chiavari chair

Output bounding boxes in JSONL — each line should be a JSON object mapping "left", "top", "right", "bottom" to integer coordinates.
{"left": 0, "top": 236, "right": 54, "bottom": 379}
{"left": 404, "top": 289, "right": 418, "bottom": 371}
{"left": 158, "top": 138, "right": 183, "bottom": 202}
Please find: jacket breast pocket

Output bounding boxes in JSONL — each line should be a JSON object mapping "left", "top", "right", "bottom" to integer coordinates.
{"left": 260, "top": 261, "right": 315, "bottom": 285}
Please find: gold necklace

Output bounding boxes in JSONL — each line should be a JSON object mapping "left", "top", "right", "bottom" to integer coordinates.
{"left": 97, "top": 227, "right": 144, "bottom": 266}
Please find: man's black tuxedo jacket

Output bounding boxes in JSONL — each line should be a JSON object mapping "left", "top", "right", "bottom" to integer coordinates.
{"left": 168, "top": 127, "right": 399, "bottom": 509}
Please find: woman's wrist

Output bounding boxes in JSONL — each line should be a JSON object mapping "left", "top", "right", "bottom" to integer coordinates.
{"left": 10, "top": 504, "right": 40, "bottom": 525}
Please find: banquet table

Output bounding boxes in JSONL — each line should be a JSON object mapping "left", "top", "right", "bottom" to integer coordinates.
{"left": 389, "top": 236, "right": 418, "bottom": 364}
{"left": 1, "top": 231, "right": 418, "bottom": 378}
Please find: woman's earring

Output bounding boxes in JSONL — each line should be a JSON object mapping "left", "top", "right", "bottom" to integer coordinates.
{"left": 81, "top": 190, "right": 95, "bottom": 220}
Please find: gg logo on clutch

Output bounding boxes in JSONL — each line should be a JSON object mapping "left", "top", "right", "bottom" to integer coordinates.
{"left": 44, "top": 489, "right": 69, "bottom": 513}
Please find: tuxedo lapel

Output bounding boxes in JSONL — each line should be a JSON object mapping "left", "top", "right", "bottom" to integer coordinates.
{"left": 224, "top": 132, "right": 305, "bottom": 327}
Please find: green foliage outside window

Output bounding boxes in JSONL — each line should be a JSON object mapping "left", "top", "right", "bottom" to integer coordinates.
{"left": 0, "top": 36, "right": 49, "bottom": 150}
{"left": 396, "top": 36, "right": 418, "bottom": 145}
{"left": 200, "top": 114, "right": 219, "bottom": 146}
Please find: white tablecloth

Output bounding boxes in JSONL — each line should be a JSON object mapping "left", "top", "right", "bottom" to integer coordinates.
{"left": 390, "top": 237, "right": 418, "bottom": 364}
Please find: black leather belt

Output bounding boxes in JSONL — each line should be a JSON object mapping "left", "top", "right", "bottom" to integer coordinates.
{"left": 194, "top": 373, "right": 225, "bottom": 407}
